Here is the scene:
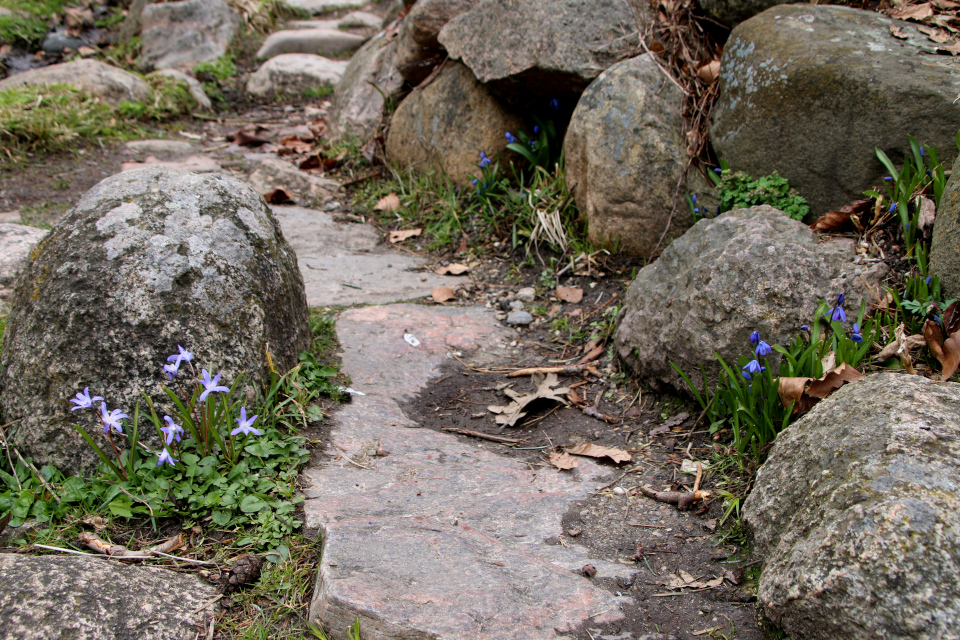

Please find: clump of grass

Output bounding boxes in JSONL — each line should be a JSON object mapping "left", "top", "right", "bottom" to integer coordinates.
{"left": 0, "top": 0, "right": 69, "bottom": 48}
{"left": 0, "top": 84, "right": 135, "bottom": 160}
{"left": 118, "top": 74, "right": 197, "bottom": 121}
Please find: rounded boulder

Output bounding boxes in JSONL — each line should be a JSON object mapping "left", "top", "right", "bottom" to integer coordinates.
{"left": 0, "top": 168, "right": 311, "bottom": 474}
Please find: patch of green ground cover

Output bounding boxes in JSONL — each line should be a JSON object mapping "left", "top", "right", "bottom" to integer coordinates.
{"left": 0, "top": 0, "right": 70, "bottom": 48}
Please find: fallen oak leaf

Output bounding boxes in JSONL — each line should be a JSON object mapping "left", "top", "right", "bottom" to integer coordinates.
{"left": 697, "top": 59, "right": 721, "bottom": 83}
{"left": 556, "top": 286, "right": 584, "bottom": 303}
{"left": 890, "top": 23, "right": 909, "bottom": 39}
{"left": 377, "top": 193, "right": 401, "bottom": 212}
{"left": 567, "top": 442, "right": 632, "bottom": 464}
{"left": 389, "top": 228, "right": 421, "bottom": 243}
{"left": 488, "top": 372, "right": 570, "bottom": 427}
{"left": 435, "top": 263, "right": 470, "bottom": 275}
{"left": 806, "top": 362, "right": 864, "bottom": 398}
{"left": 548, "top": 451, "right": 579, "bottom": 470}
{"left": 432, "top": 286, "right": 457, "bottom": 303}
{"left": 890, "top": 2, "right": 934, "bottom": 20}
{"left": 919, "top": 24, "right": 952, "bottom": 42}
{"left": 810, "top": 199, "right": 872, "bottom": 232}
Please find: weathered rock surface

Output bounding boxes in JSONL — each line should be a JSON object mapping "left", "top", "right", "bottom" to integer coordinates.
{"left": 710, "top": 5, "right": 960, "bottom": 216}
{"left": 438, "top": 0, "right": 644, "bottom": 102}
{"left": 0, "top": 554, "right": 218, "bottom": 640}
{"left": 614, "top": 205, "right": 885, "bottom": 392}
{"left": 0, "top": 223, "right": 47, "bottom": 311}
{"left": 247, "top": 157, "right": 340, "bottom": 204}
{"left": 396, "top": 0, "right": 480, "bottom": 85}
{"left": 565, "top": 54, "right": 716, "bottom": 256}
{"left": 124, "top": 139, "right": 198, "bottom": 155}
{"left": 0, "top": 59, "right": 152, "bottom": 106}
{"left": 284, "top": 0, "right": 367, "bottom": 14}
{"left": 255, "top": 28, "right": 366, "bottom": 60}
{"left": 271, "top": 206, "right": 469, "bottom": 306}
{"left": 246, "top": 54, "right": 348, "bottom": 97}
{"left": 149, "top": 68, "right": 212, "bottom": 110}
{"left": 328, "top": 33, "right": 403, "bottom": 143}
{"left": 140, "top": 0, "right": 240, "bottom": 71}
{"left": 305, "top": 304, "right": 631, "bottom": 639}
{"left": 699, "top": 0, "right": 798, "bottom": 27}
{"left": 386, "top": 61, "right": 523, "bottom": 184}
{"left": 930, "top": 154, "right": 960, "bottom": 297}
{"left": 744, "top": 373, "right": 960, "bottom": 640}
{"left": 337, "top": 11, "right": 383, "bottom": 29}
{"left": 0, "top": 168, "right": 310, "bottom": 474}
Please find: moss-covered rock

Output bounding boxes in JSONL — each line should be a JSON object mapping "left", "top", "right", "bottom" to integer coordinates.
{"left": 0, "top": 168, "right": 310, "bottom": 474}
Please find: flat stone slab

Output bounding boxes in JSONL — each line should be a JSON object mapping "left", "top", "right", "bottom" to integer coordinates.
{"left": 0, "top": 554, "right": 218, "bottom": 640}
{"left": 284, "top": 0, "right": 367, "bottom": 14}
{"left": 304, "top": 304, "right": 633, "bottom": 639}
{"left": 120, "top": 155, "right": 222, "bottom": 173}
{"left": 256, "top": 28, "right": 366, "bottom": 59}
{"left": 271, "top": 207, "right": 468, "bottom": 307}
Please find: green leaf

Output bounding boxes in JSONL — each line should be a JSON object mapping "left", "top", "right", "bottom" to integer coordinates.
{"left": 108, "top": 496, "right": 134, "bottom": 518}
{"left": 239, "top": 495, "right": 268, "bottom": 513}
{"left": 211, "top": 509, "right": 231, "bottom": 526}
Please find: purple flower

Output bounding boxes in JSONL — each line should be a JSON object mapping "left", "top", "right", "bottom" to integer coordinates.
{"left": 472, "top": 179, "right": 478, "bottom": 186}
{"left": 534, "top": 125, "right": 541, "bottom": 134}
{"left": 163, "top": 362, "right": 179, "bottom": 380}
{"left": 884, "top": 176, "right": 893, "bottom": 182}
{"left": 694, "top": 208, "right": 700, "bottom": 213}
{"left": 231, "top": 407, "right": 261, "bottom": 437}
{"left": 167, "top": 345, "right": 193, "bottom": 367}
{"left": 70, "top": 387, "right": 103, "bottom": 411}
{"left": 479, "top": 151, "right": 491, "bottom": 168}
{"left": 691, "top": 194, "right": 697, "bottom": 203}
{"left": 549, "top": 98, "right": 559, "bottom": 111}
{"left": 749, "top": 330, "right": 761, "bottom": 345}
{"left": 198, "top": 369, "right": 229, "bottom": 402}
{"left": 755, "top": 340, "right": 772, "bottom": 357}
{"left": 889, "top": 202, "right": 897, "bottom": 214}
{"left": 926, "top": 276, "right": 932, "bottom": 285}
{"left": 741, "top": 359, "right": 765, "bottom": 380}
{"left": 836, "top": 293, "right": 845, "bottom": 306}
{"left": 505, "top": 132, "right": 517, "bottom": 144}
{"left": 99, "top": 402, "right": 127, "bottom": 435}
{"left": 851, "top": 323, "right": 863, "bottom": 343}
{"left": 920, "top": 146, "right": 925, "bottom": 157}
{"left": 831, "top": 305, "right": 847, "bottom": 323}
{"left": 713, "top": 167, "right": 722, "bottom": 173}
{"left": 800, "top": 324, "right": 810, "bottom": 332}
{"left": 157, "top": 448, "right": 178, "bottom": 467}
{"left": 161, "top": 416, "right": 183, "bottom": 446}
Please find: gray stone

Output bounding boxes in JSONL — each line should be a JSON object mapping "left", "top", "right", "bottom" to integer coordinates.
{"left": 744, "top": 373, "right": 960, "bottom": 640}
{"left": 284, "top": 0, "right": 367, "bottom": 14}
{"left": 438, "top": 0, "right": 645, "bottom": 103}
{"left": 247, "top": 157, "right": 340, "bottom": 205}
{"left": 246, "top": 54, "right": 348, "bottom": 97}
{"left": 699, "top": 0, "right": 800, "bottom": 27}
{"left": 565, "top": 54, "right": 716, "bottom": 256}
{"left": 140, "top": 0, "right": 240, "bottom": 71}
{"left": 125, "top": 139, "right": 198, "bottom": 155}
{"left": 614, "top": 205, "right": 886, "bottom": 393}
{"left": 0, "top": 168, "right": 311, "bottom": 474}
{"left": 286, "top": 19, "right": 341, "bottom": 30}
{"left": 710, "top": 5, "right": 960, "bottom": 217}
{"left": 930, "top": 154, "right": 960, "bottom": 297}
{"left": 506, "top": 310, "right": 534, "bottom": 326}
{"left": 508, "top": 300, "right": 525, "bottom": 310}
{"left": 120, "top": 155, "right": 222, "bottom": 174}
{"left": 304, "top": 304, "right": 632, "bottom": 639}
{"left": 396, "top": 0, "right": 480, "bottom": 85}
{"left": 271, "top": 206, "right": 469, "bottom": 306}
{"left": 0, "top": 223, "right": 47, "bottom": 310}
{"left": 328, "top": 33, "right": 403, "bottom": 143}
{"left": 515, "top": 287, "right": 535, "bottom": 302}
{"left": 0, "top": 554, "right": 218, "bottom": 640}
{"left": 255, "top": 28, "right": 366, "bottom": 60}
{"left": 338, "top": 11, "right": 383, "bottom": 29}
{"left": 0, "top": 59, "right": 152, "bottom": 107}
{"left": 385, "top": 61, "right": 523, "bottom": 184}
{"left": 149, "top": 68, "right": 212, "bottom": 110}
{"left": 41, "top": 29, "right": 88, "bottom": 54}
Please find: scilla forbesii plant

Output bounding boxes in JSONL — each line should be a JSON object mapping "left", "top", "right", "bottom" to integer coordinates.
{"left": 65, "top": 346, "right": 308, "bottom": 545}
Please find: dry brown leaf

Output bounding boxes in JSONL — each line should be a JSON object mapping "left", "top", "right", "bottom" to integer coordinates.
{"left": 918, "top": 196, "right": 937, "bottom": 232}
{"left": 943, "top": 300, "right": 960, "bottom": 334}
{"left": 234, "top": 130, "right": 269, "bottom": 147}
{"left": 890, "top": 24, "right": 909, "bottom": 39}
{"left": 77, "top": 45, "right": 97, "bottom": 57}
{"left": 777, "top": 376, "right": 817, "bottom": 414}
{"left": 389, "top": 228, "right": 421, "bottom": 243}
{"left": 938, "top": 40, "right": 960, "bottom": 55}
{"left": 821, "top": 351, "right": 837, "bottom": 374}
{"left": 941, "top": 332, "right": 960, "bottom": 380}
{"left": 891, "top": 2, "right": 934, "bottom": 20}
{"left": 0, "top": 44, "right": 11, "bottom": 57}
{"left": 697, "top": 59, "right": 721, "bottom": 83}
{"left": 262, "top": 188, "right": 295, "bottom": 204}
{"left": 779, "top": 364, "right": 863, "bottom": 414}
{"left": 919, "top": 25, "right": 952, "bottom": 42}
{"left": 549, "top": 451, "right": 579, "bottom": 470}
{"left": 566, "top": 442, "right": 632, "bottom": 464}
{"left": 376, "top": 193, "right": 401, "bottom": 212}
{"left": 807, "top": 363, "right": 864, "bottom": 398}
{"left": 432, "top": 286, "right": 457, "bottom": 303}
{"left": 923, "top": 318, "right": 946, "bottom": 360}
{"left": 556, "top": 286, "right": 584, "bottom": 303}
{"left": 810, "top": 199, "right": 872, "bottom": 232}
{"left": 488, "top": 373, "right": 570, "bottom": 427}
{"left": 662, "top": 572, "right": 724, "bottom": 590}
{"left": 435, "top": 263, "right": 470, "bottom": 275}
{"left": 576, "top": 343, "right": 605, "bottom": 365}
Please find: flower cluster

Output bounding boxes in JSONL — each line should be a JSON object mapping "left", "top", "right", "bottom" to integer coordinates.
{"left": 741, "top": 330, "right": 774, "bottom": 380}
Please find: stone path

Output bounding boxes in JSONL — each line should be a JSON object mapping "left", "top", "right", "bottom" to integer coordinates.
{"left": 300, "top": 304, "right": 638, "bottom": 638}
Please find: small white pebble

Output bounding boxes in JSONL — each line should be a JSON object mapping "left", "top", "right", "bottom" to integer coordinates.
{"left": 613, "top": 486, "right": 626, "bottom": 495}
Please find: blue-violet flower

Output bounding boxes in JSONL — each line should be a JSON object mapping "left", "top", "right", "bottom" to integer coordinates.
{"left": 198, "top": 369, "right": 229, "bottom": 402}
{"left": 231, "top": 407, "right": 261, "bottom": 437}
{"left": 100, "top": 402, "right": 127, "bottom": 435}
{"left": 70, "top": 387, "right": 103, "bottom": 411}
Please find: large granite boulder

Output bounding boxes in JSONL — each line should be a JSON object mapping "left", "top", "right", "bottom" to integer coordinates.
{"left": 0, "top": 554, "right": 218, "bottom": 640}
{"left": 0, "top": 59, "right": 152, "bottom": 107}
{"left": 710, "top": 5, "right": 960, "bottom": 216}
{"left": 437, "top": 0, "right": 645, "bottom": 103}
{"left": 140, "top": 0, "right": 240, "bottom": 71}
{"left": 385, "top": 61, "right": 523, "bottom": 184}
{"left": 930, "top": 154, "right": 960, "bottom": 297}
{"left": 565, "top": 54, "right": 716, "bottom": 256}
{"left": 0, "top": 168, "right": 311, "bottom": 474}
{"left": 744, "top": 373, "right": 960, "bottom": 640}
{"left": 246, "top": 54, "right": 348, "bottom": 97}
{"left": 0, "top": 224, "right": 48, "bottom": 312}
{"left": 614, "top": 205, "right": 884, "bottom": 393}
{"left": 396, "top": 0, "right": 480, "bottom": 85}
{"left": 328, "top": 33, "right": 404, "bottom": 143}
